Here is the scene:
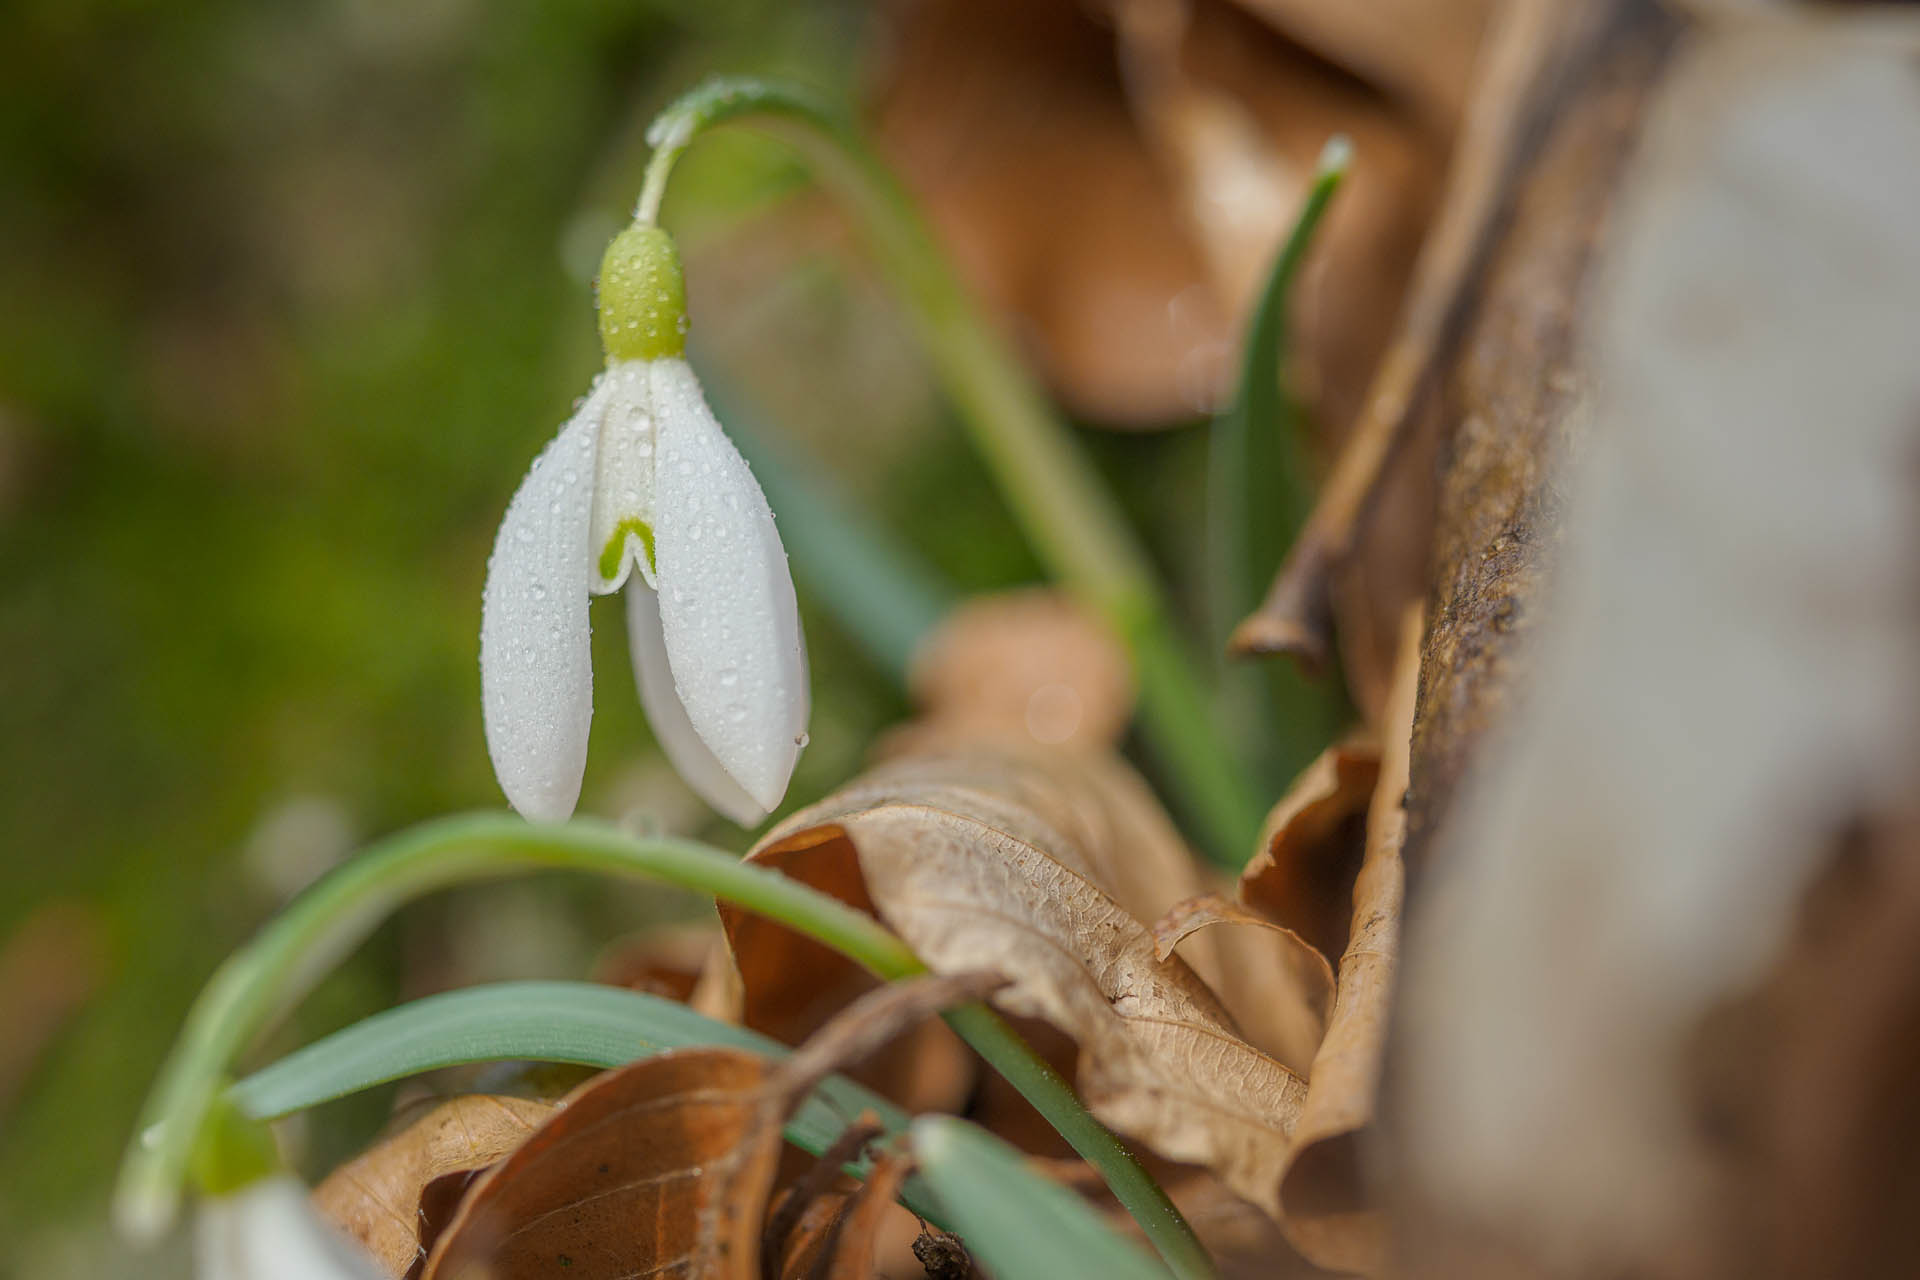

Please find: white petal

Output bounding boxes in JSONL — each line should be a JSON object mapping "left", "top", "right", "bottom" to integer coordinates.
{"left": 626, "top": 583, "right": 769, "bottom": 825}
{"left": 479, "top": 378, "right": 606, "bottom": 822}
{"left": 197, "top": 1178, "right": 382, "bottom": 1280}
{"left": 647, "top": 358, "right": 809, "bottom": 818}
{"left": 587, "top": 361, "right": 661, "bottom": 595}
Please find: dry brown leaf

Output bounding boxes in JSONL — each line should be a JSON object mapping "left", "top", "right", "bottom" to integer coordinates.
{"left": 422, "top": 974, "right": 999, "bottom": 1280}
{"left": 1232, "top": 0, "right": 1492, "bottom": 125}
{"left": 765, "top": 1142, "right": 921, "bottom": 1280}
{"left": 872, "top": 0, "right": 1453, "bottom": 435}
{"left": 873, "top": 0, "right": 1231, "bottom": 426}
{"left": 722, "top": 748, "right": 1309, "bottom": 1220}
{"left": 1109, "top": 0, "right": 1447, "bottom": 435}
{"left": 1275, "top": 605, "right": 1421, "bottom": 1274}
{"left": 901, "top": 588, "right": 1134, "bottom": 753}
{"left": 1152, "top": 891, "right": 1335, "bottom": 1061}
{"left": 311, "top": 1094, "right": 554, "bottom": 1278}
{"left": 592, "top": 921, "right": 743, "bottom": 1024}
{"left": 1241, "top": 737, "right": 1382, "bottom": 960}
{"left": 422, "top": 1049, "right": 778, "bottom": 1280}
{"left": 820, "top": 1147, "right": 919, "bottom": 1280}
{"left": 762, "top": 1113, "right": 884, "bottom": 1275}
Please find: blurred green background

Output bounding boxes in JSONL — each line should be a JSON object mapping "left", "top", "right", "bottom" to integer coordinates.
{"left": 0, "top": 2, "right": 1217, "bottom": 1272}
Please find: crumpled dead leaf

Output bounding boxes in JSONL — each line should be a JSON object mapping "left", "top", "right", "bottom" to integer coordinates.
{"left": 896, "top": 588, "right": 1332, "bottom": 1073}
{"left": 311, "top": 1094, "right": 555, "bottom": 1278}
{"left": 1152, "top": 891, "right": 1335, "bottom": 1048}
{"left": 872, "top": 0, "right": 1455, "bottom": 432}
{"left": 422, "top": 973, "right": 1001, "bottom": 1280}
{"left": 722, "top": 747, "right": 1309, "bottom": 1226}
{"left": 764, "top": 1141, "right": 923, "bottom": 1280}
{"left": 592, "top": 920, "right": 743, "bottom": 1024}
{"left": 901, "top": 588, "right": 1134, "bottom": 754}
{"left": 1273, "top": 605, "right": 1420, "bottom": 1275}
{"left": 1241, "top": 736, "right": 1382, "bottom": 960}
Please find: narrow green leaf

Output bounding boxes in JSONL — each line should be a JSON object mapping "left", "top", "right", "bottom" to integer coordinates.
{"left": 911, "top": 1116, "right": 1175, "bottom": 1280}
{"left": 228, "top": 979, "right": 908, "bottom": 1146}
{"left": 1208, "top": 137, "right": 1353, "bottom": 784}
{"left": 229, "top": 981, "right": 936, "bottom": 1218}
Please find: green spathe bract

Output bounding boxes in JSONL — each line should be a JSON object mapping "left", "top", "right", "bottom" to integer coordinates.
{"left": 598, "top": 224, "right": 687, "bottom": 361}
{"left": 187, "top": 1092, "right": 280, "bottom": 1197}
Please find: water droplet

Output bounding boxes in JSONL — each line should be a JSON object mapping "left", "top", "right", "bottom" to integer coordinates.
{"left": 726, "top": 703, "right": 747, "bottom": 725}
{"left": 794, "top": 732, "right": 810, "bottom": 749}
{"left": 562, "top": 469, "right": 578, "bottom": 486}
{"left": 516, "top": 527, "right": 535, "bottom": 544}
{"left": 529, "top": 583, "right": 547, "bottom": 601}
{"left": 522, "top": 645, "right": 536, "bottom": 665}
{"left": 718, "top": 667, "right": 739, "bottom": 688}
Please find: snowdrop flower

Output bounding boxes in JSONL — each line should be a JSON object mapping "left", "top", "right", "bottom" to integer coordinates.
{"left": 197, "top": 1177, "right": 382, "bottom": 1280}
{"left": 480, "top": 224, "right": 808, "bottom": 825}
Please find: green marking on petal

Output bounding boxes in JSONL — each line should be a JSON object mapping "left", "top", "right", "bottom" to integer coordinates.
{"left": 600, "top": 517, "right": 657, "bottom": 583}
{"left": 597, "top": 225, "right": 687, "bottom": 361}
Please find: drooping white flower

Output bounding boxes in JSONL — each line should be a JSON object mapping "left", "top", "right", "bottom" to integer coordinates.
{"left": 197, "top": 1177, "right": 383, "bottom": 1280}
{"left": 480, "top": 224, "right": 808, "bottom": 825}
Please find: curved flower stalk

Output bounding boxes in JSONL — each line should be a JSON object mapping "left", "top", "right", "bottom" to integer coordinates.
{"left": 480, "top": 224, "right": 808, "bottom": 825}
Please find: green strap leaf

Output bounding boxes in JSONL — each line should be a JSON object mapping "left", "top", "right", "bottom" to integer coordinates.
{"left": 229, "top": 980, "right": 935, "bottom": 1218}
{"left": 1207, "top": 137, "right": 1352, "bottom": 783}
{"left": 911, "top": 1116, "right": 1175, "bottom": 1280}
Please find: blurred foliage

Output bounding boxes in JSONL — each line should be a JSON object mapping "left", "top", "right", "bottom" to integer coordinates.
{"left": 0, "top": 0, "right": 1213, "bottom": 1270}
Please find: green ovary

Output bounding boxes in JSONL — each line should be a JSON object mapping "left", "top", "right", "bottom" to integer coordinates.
{"left": 600, "top": 517, "right": 657, "bottom": 583}
{"left": 597, "top": 225, "right": 688, "bottom": 361}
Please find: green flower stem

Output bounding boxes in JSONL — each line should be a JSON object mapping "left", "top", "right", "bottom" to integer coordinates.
{"left": 638, "top": 78, "right": 1264, "bottom": 866}
{"left": 942, "top": 1003, "right": 1217, "bottom": 1280}
{"left": 115, "top": 814, "right": 1214, "bottom": 1280}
